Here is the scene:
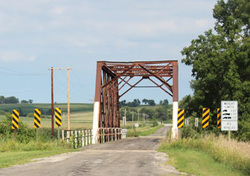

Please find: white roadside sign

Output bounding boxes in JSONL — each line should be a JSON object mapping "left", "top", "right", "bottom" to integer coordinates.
{"left": 221, "top": 101, "right": 238, "bottom": 131}
{"left": 135, "top": 123, "right": 139, "bottom": 128}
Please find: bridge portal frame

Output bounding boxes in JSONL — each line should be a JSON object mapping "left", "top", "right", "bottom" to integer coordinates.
{"left": 92, "top": 60, "right": 178, "bottom": 143}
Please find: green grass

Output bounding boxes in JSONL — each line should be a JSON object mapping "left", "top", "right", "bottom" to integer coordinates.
{"left": 137, "top": 125, "right": 164, "bottom": 136}
{"left": 159, "top": 134, "right": 250, "bottom": 176}
{"left": 126, "top": 124, "right": 164, "bottom": 137}
{"left": 0, "top": 149, "right": 77, "bottom": 168}
{"left": 0, "top": 138, "right": 79, "bottom": 168}
{"left": 163, "top": 149, "right": 245, "bottom": 176}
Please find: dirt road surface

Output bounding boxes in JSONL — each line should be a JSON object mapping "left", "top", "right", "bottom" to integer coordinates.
{"left": 0, "top": 125, "right": 189, "bottom": 176}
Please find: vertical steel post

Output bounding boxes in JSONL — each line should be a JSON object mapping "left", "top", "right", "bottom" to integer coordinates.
{"left": 92, "top": 62, "right": 103, "bottom": 144}
{"left": 172, "top": 61, "right": 179, "bottom": 140}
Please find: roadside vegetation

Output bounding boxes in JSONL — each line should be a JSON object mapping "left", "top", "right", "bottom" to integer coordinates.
{"left": 0, "top": 104, "right": 94, "bottom": 168}
{"left": 0, "top": 112, "right": 79, "bottom": 168}
{"left": 159, "top": 126, "right": 250, "bottom": 176}
{"left": 180, "top": 0, "right": 249, "bottom": 141}
{"left": 0, "top": 103, "right": 165, "bottom": 168}
{"left": 161, "top": 1, "right": 250, "bottom": 174}
{"left": 126, "top": 123, "right": 163, "bottom": 137}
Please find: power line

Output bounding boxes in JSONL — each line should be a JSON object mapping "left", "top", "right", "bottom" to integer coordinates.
{"left": 49, "top": 67, "right": 72, "bottom": 131}
{"left": 0, "top": 66, "right": 47, "bottom": 76}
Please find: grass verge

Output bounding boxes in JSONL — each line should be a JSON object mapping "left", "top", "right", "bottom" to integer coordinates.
{"left": 162, "top": 149, "right": 245, "bottom": 176}
{"left": 127, "top": 125, "right": 164, "bottom": 137}
{"left": 158, "top": 134, "right": 250, "bottom": 176}
{"left": 0, "top": 139, "right": 78, "bottom": 168}
{"left": 0, "top": 149, "right": 77, "bottom": 168}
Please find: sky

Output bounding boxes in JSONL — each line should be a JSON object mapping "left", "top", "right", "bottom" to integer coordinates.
{"left": 0, "top": 0, "right": 218, "bottom": 104}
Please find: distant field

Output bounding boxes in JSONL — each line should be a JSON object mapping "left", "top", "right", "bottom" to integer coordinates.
{"left": 0, "top": 103, "right": 93, "bottom": 116}
{"left": 0, "top": 103, "right": 94, "bottom": 129}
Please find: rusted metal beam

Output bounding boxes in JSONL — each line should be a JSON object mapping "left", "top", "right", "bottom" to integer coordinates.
{"left": 119, "top": 77, "right": 144, "bottom": 98}
{"left": 148, "top": 77, "right": 173, "bottom": 97}
{"left": 92, "top": 60, "right": 179, "bottom": 143}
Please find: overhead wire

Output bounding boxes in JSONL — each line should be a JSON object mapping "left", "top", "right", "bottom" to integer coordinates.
{"left": 0, "top": 66, "right": 47, "bottom": 76}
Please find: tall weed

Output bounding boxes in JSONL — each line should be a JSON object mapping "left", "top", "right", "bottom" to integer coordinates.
{"left": 160, "top": 134, "right": 250, "bottom": 175}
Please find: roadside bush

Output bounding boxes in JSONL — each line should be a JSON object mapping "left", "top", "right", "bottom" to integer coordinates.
{"left": 0, "top": 110, "right": 5, "bottom": 115}
{"left": 127, "top": 130, "right": 139, "bottom": 137}
{"left": 0, "top": 114, "right": 35, "bottom": 142}
{"left": 26, "top": 113, "right": 33, "bottom": 117}
{"left": 152, "top": 120, "right": 158, "bottom": 127}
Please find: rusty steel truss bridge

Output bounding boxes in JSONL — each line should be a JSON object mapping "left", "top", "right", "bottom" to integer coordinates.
{"left": 92, "top": 60, "right": 179, "bottom": 143}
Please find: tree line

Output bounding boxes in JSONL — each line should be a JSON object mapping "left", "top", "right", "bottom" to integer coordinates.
{"left": 180, "top": 0, "right": 249, "bottom": 141}
{"left": 119, "top": 99, "right": 171, "bottom": 122}
{"left": 0, "top": 96, "right": 33, "bottom": 104}
{"left": 119, "top": 98, "right": 169, "bottom": 107}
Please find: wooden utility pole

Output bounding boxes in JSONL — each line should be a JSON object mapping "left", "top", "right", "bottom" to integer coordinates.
{"left": 50, "top": 67, "right": 54, "bottom": 139}
{"left": 53, "top": 67, "right": 72, "bottom": 130}
{"left": 49, "top": 67, "right": 72, "bottom": 139}
{"left": 67, "top": 68, "right": 71, "bottom": 130}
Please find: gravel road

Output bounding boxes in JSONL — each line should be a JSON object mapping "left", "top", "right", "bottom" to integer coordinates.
{"left": 0, "top": 125, "right": 189, "bottom": 176}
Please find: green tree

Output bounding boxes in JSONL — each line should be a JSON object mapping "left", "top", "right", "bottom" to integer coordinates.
{"left": 4, "top": 96, "right": 19, "bottom": 104}
{"left": 142, "top": 99, "right": 148, "bottom": 105}
{"left": 21, "top": 100, "right": 29, "bottom": 104}
{"left": 181, "top": 0, "right": 250, "bottom": 139}
{"left": 147, "top": 99, "right": 155, "bottom": 106}
{"left": 162, "top": 99, "right": 169, "bottom": 106}
{"left": 0, "top": 96, "right": 5, "bottom": 104}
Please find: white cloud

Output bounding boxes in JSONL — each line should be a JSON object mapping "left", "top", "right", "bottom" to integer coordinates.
{"left": 50, "top": 6, "right": 65, "bottom": 15}
{"left": 0, "top": 50, "right": 36, "bottom": 62}
{"left": 195, "top": 19, "right": 213, "bottom": 28}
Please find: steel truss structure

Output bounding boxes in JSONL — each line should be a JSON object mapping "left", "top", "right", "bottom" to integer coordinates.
{"left": 93, "top": 60, "right": 178, "bottom": 143}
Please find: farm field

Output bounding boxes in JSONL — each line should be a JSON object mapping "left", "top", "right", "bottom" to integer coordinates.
{"left": 0, "top": 103, "right": 93, "bottom": 116}
{"left": 20, "top": 112, "right": 94, "bottom": 129}
{"left": 0, "top": 103, "right": 94, "bottom": 129}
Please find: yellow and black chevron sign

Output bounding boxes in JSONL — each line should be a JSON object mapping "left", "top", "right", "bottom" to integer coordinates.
{"left": 34, "top": 109, "right": 41, "bottom": 128}
{"left": 55, "top": 108, "right": 62, "bottom": 127}
{"left": 202, "top": 108, "right": 210, "bottom": 128}
{"left": 217, "top": 108, "right": 221, "bottom": 129}
{"left": 12, "top": 110, "right": 19, "bottom": 130}
{"left": 177, "top": 108, "right": 184, "bottom": 128}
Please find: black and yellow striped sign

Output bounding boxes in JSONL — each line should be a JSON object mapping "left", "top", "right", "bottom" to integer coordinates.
{"left": 202, "top": 108, "right": 210, "bottom": 128}
{"left": 177, "top": 108, "right": 184, "bottom": 128}
{"left": 34, "top": 109, "right": 41, "bottom": 128}
{"left": 217, "top": 108, "right": 221, "bottom": 129}
{"left": 12, "top": 110, "right": 19, "bottom": 130}
{"left": 55, "top": 108, "right": 62, "bottom": 127}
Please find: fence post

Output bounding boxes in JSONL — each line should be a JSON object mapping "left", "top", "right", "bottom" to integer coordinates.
{"left": 85, "top": 130, "right": 88, "bottom": 145}
{"left": 88, "top": 129, "right": 91, "bottom": 144}
{"left": 67, "top": 131, "right": 70, "bottom": 143}
{"left": 82, "top": 130, "right": 85, "bottom": 147}
{"left": 62, "top": 130, "right": 64, "bottom": 142}
{"left": 71, "top": 131, "right": 74, "bottom": 147}
{"left": 74, "top": 131, "right": 78, "bottom": 148}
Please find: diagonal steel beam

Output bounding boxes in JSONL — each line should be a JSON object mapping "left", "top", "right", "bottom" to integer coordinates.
{"left": 119, "top": 77, "right": 144, "bottom": 98}
{"left": 138, "top": 63, "right": 172, "bottom": 92}
{"left": 148, "top": 77, "right": 173, "bottom": 97}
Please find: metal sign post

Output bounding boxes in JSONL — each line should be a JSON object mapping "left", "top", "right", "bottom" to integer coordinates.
{"left": 195, "top": 118, "right": 199, "bottom": 132}
{"left": 34, "top": 109, "right": 41, "bottom": 141}
{"left": 12, "top": 110, "right": 19, "bottom": 140}
{"left": 55, "top": 108, "right": 62, "bottom": 147}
